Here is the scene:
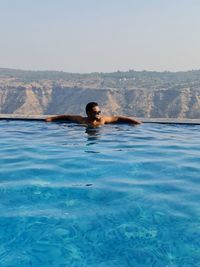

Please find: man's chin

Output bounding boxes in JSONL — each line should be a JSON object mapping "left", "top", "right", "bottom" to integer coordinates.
{"left": 95, "top": 116, "right": 101, "bottom": 120}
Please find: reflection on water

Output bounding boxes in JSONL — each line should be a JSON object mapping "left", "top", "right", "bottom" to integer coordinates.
{"left": 85, "top": 126, "right": 101, "bottom": 153}
{"left": 85, "top": 126, "right": 101, "bottom": 144}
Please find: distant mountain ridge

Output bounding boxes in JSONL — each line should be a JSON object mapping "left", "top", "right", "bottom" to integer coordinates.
{"left": 0, "top": 68, "right": 200, "bottom": 118}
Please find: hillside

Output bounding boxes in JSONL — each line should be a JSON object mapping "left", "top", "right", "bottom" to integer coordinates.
{"left": 0, "top": 68, "right": 200, "bottom": 118}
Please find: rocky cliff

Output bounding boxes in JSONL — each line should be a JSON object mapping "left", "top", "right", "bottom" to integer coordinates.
{"left": 0, "top": 68, "right": 200, "bottom": 118}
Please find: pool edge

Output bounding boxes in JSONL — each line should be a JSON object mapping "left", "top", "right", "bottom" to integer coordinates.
{"left": 0, "top": 114, "right": 200, "bottom": 125}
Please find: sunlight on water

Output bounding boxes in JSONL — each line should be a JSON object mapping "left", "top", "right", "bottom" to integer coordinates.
{"left": 0, "top": 121, "right": 200, "bottom": 266}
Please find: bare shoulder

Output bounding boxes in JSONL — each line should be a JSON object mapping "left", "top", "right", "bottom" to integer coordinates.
{"left": 70, "top": 115, "right": 86, "bottom": 123}
{"left": 67, "top": 115, "right": 92, "bottom": 125}
{"left": 101, "top": 116, "right": 118, "bottom": 124}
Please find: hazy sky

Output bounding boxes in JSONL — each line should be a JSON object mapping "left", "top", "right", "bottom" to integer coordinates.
{"left": 0, "top": 0, "right": 200, "bottom": 73}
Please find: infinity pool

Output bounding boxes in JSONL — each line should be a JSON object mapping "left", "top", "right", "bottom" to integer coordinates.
{"left": 0, "top": 120, "right": 200, "bottom": 266}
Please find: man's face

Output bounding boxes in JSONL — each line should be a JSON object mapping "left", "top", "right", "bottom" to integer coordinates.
{"left": 89, "top": 105, "right": 101, "bottom": 120}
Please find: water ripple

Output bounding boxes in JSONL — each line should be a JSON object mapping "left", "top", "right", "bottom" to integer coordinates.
{"left": 0, "top": 121, "right": 200, "bottom": 266}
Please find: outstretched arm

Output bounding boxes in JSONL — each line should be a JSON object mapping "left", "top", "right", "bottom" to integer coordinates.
{"left": 45, "top": 115, "right": 85, "bottom": 124}
{"left": 104, "top": 115, "right": 142, "bottom": 125}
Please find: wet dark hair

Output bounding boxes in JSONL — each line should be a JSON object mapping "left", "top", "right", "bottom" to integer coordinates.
{"left": 85, "top": 102, "right": 98, "bottom": 115}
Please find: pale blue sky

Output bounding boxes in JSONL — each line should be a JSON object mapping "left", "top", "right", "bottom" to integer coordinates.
{"left": 0, "top": 0, "right": 200, "bottom": 72}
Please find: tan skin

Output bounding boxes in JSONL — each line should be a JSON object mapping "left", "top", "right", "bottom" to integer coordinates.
{"left": 46, "top": 105, "right": 142, "bottom": 126}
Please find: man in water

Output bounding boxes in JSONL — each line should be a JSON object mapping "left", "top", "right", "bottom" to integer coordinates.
{"left": 46, "top": 102, "right": 142, "bottom": 126}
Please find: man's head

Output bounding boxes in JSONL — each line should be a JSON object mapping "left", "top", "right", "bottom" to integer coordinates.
{"left": 85, "top": 102, "right": 101, "bottom": 120}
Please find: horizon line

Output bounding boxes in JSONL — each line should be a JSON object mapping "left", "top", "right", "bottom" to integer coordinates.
{"left": 0, "top": 66, "right": 200, "bottom": 75}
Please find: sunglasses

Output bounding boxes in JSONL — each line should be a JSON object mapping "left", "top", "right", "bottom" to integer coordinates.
{"left": 93, "top": 110, "right": 101, "bottom": 115}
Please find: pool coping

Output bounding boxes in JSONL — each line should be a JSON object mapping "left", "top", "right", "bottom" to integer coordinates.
{"left": 0, "top": 114, "right": 200, "bottom": 125}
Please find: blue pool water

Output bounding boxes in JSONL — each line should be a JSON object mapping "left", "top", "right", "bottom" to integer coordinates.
{"left": 0, "top": 120, "right": 200, "bottom": 267}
